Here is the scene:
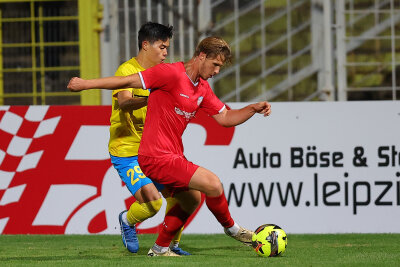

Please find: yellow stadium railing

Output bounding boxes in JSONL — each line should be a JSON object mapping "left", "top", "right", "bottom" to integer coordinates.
{"left": 0, "top": 0, "right": 102, "bottom": 105}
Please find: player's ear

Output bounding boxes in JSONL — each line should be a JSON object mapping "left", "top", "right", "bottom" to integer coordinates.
{"left": 199, "top": 52, "right": 206, "bottom": 61}
{"left": 142, "top": 41, "right": 149, "bottom": 51}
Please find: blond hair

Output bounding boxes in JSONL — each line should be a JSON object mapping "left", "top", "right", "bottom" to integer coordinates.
{"left": 194, "top": 36, "right": 232, "bottom": 64}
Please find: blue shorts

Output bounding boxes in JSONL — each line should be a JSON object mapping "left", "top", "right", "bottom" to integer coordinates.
{"left": 110, "top": 155, "right": 164, "bottom": 196}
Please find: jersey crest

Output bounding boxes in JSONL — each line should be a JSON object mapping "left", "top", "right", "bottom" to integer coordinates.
{"left": 175, "top": 107, "right": 196, "bottom": 121}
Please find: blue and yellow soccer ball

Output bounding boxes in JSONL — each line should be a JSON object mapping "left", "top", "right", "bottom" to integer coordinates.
{"left": 251, "top": 224, "right": 287, "bottom": 257}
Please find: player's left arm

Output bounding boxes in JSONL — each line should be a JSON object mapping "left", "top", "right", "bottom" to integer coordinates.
{"left": 212, "top": 101, "right": 271, "bottom": 127}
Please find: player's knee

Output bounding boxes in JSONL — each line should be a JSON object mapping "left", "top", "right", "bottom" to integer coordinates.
{"left": 192, "top": 192, "right": 201, "bottom": 209}
{"left": 184, "top": 192, "right": 202, "bottom": 213}
{"left": 138, "top": 183, "right": 162, "bottom": 202}
{"left": 206, "top": 179, "right": 223, "bottom": 196}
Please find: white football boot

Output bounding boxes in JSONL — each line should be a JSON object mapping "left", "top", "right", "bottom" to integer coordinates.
{"left": 147, "top": 248, "right": 180, "bottom": 257}
{"left": 224, "top": 226, "right": 254, "bottom": 246}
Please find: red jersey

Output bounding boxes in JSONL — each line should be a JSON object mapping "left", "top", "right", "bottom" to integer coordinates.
{"left": 138, "top": 62, "right": 225, "bottom": 157}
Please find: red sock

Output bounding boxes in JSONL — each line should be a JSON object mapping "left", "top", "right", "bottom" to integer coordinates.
{"left": 205, "top": 192, "right": 234, "bottom": 228}
{"left": 155, "top": 204, "right": 190, "bottom": 247}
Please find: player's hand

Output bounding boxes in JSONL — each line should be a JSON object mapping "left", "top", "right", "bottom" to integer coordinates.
{"left": 254, "top": 101, "right": 271, "bottom": 117}
{"left": 67, "top": 77, "right": 86, "bottom": 92}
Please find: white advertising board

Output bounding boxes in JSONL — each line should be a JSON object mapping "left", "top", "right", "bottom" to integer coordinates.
{"left": 183, "top": 101, "right": 400, "bottom": 234}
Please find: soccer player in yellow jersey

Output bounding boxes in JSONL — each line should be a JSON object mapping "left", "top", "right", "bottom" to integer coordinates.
{"left": 110, "top": 22, "right": 195, "bottom": 255}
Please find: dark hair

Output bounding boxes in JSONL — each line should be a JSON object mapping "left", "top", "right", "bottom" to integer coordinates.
{"left": 138, "top": 22, "right": 173, "bottom": 50}
{"left": 194, "top": 36, "right": 232, "bottom": 64}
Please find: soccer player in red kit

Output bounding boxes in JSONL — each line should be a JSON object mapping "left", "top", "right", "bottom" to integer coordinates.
{"left": 68, "top": 36, "right": 271, "bottom": 256}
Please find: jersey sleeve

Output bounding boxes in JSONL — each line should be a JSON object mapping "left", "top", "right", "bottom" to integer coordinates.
{"left": 112, "top": 63, "right": 135, "bottom": 98}
{"left": 138, "top": 63, "right": 175, "bottom": 91}
{"left": 200, "top": 82, "right": 226, "bottom": 116}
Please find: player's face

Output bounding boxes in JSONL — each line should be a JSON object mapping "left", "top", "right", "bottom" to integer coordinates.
{"left": 146, "top": 39, "right": 170, "bottom": 65}
{"left": 199, "top": 54, "right": 225, "bottom": 80}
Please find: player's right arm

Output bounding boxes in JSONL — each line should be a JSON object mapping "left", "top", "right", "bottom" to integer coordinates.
{"left": 67, "top": 74, "right": 142, "bottom": 92}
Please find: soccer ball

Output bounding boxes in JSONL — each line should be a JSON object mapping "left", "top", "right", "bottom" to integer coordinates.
{"left": 251, "top": 224, "right": 287, "bottom": 257}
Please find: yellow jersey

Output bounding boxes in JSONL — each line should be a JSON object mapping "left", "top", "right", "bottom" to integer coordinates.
{"left": 108, "top": 57, "right": 150, "bottom": 157}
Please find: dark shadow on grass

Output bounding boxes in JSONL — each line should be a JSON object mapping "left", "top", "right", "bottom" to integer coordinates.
{"left": 176, "top": 244, "right": 254, "bottom": 257}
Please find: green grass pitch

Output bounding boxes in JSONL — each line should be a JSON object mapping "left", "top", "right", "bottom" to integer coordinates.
{"left": 1, "top": 234, "right": 400, "bottom": 266}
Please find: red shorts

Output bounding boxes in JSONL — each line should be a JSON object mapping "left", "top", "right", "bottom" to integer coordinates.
{"left": 138, "top": 154, "right": 199, "bottom": 195}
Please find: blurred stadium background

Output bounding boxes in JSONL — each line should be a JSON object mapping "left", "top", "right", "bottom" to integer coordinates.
{"left": 0, "top": 0, "right": 399, "bottom": 106}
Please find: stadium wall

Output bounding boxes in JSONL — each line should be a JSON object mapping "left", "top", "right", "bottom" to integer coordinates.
{"left": 0, "top": 101, "right": 399, "bottom": 234}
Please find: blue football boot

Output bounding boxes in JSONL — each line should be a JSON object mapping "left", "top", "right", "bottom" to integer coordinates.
{"left": 118, "top": 210, "right": 139, "bottom": 253}
{"left": 171, "top": 247, "right": 191, "bottom": 256}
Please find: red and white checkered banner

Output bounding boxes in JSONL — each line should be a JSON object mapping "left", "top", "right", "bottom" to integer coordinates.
{"left": 0, "top": 105, "right": 233, "bottom": 234}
